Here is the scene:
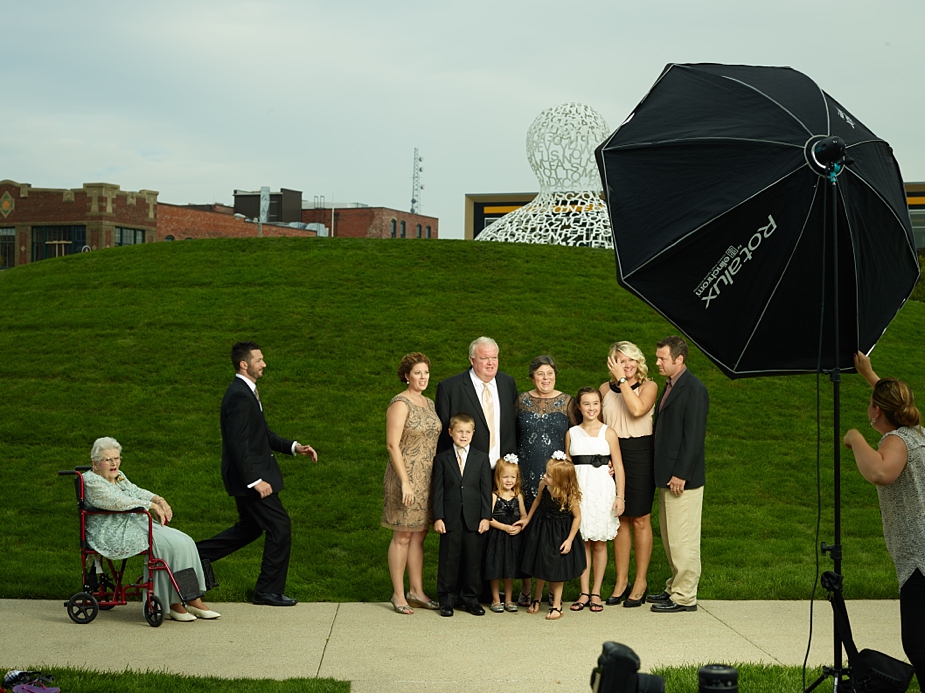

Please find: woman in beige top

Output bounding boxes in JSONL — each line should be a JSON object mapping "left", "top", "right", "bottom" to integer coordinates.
{"left": 599, "top": 341, "right": 658, "bottom": 607}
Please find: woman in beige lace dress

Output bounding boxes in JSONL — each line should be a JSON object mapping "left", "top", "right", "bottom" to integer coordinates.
{"left": 383, "top": 352, "right": 442, "bottom": 614}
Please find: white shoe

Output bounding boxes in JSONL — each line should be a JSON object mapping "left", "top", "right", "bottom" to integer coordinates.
{"left": 186, "top": 605, "right": 221, "bottom": 619}
{"left": 168, "top": 609, "right": 196, "bottom": 622}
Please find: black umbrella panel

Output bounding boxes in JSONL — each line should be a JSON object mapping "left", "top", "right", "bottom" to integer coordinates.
{"left": 596, "top": 63, "right": 919, "bottom": 378}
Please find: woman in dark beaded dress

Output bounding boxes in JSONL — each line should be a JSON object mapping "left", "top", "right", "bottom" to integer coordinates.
{"left": 515, "top": 355, "right": 571, "bottom": 605}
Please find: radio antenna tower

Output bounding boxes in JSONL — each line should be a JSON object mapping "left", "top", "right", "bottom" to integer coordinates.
{"left": 410, "top": 148, "right": 423, "bottom": 214}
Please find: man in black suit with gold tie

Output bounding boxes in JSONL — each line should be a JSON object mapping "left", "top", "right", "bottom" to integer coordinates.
{"left": 197, "top": 341, "right": 317, "bottom": 607}
{"left": 435, "top": 336, "right": 518, "bottom": 465}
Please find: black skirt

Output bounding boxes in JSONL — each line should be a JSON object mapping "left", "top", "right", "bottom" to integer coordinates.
{"left": 618, "top": 435, "right": 655, "bottom": 517}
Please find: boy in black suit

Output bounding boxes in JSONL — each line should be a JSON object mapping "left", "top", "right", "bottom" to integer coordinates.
{"left": 432, "top": 413, "right": 492, "bottom": 617}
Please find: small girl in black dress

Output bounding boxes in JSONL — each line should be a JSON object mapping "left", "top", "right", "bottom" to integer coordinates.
{"left": 519, "top": 452, "right": 586, "bottom": 620}
{"left": 484, "top": 455, "right": 528, "bottom": 613}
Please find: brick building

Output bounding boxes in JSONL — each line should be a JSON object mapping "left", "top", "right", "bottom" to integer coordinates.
{"left": 157, "top": 203, "right": 318, "bottom": 241}
{"left": 0, "top": 179, "right": 157, "bottom": 269}
{"left": 0, "top": 178, "right": 439, "bottom": 269}
{"left": 301, "top": 205, "right": 438, "bottom": 239}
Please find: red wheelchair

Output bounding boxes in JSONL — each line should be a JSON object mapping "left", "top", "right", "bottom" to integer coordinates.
{"left": 58, "top": 466, "right": 196, "bottom": 627}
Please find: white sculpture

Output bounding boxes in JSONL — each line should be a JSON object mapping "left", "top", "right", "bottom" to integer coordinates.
{"left": 477, "top": 102, "right": 613, "bottom": 248}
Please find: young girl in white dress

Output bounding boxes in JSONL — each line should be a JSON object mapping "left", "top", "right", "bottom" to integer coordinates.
{"left": 566, "top": 386, "right": 625, "bottom": 612}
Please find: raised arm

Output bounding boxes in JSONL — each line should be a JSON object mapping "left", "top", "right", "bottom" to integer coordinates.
{"left": 854, "top": 352, "right": 880, "bottom": 388}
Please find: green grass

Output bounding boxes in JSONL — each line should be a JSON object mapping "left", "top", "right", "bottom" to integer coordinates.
{"left": 653, "top": 663, "right": 921, "bottom": 692}
{"left": 0, "top": 237, "right": 922, "bottom": 603}
{"left": 0, "top": 663, "right": 916, "bottom": 692}
{"left": 0, "top": 668, "right": 347, "bottom": 693}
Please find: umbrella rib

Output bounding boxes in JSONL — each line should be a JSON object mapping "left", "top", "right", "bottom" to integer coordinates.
{"left": 837, "top": 182, "right": 862, "bottom": 353}
{"left": 733, "top": 183, "right": 822, "bottom": 371}
{"left": 716, "top": 74, "right": 820, "bottom": 137}
{"left": 841, "top": 165, "right": 919, "bottom": 258}
{"left": 604, "top": 136, "right": 802, "bottom": 151}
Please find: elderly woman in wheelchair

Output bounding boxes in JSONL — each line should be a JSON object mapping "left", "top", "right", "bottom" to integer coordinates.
{"left": 83, "top": 436, "right": 220, "bottom": 622}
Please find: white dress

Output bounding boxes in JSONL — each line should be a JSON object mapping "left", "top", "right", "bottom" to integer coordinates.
{"left": 569, "top": 425, "right": 620, "bottom": 542}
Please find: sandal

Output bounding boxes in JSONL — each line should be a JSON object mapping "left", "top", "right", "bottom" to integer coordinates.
{"left": 504, "top": 601, "right": 519, "bottom": 612}
{"left": 570, "top": 592, "right": 591, "bottom": 611}
{"left": 589, "top": 593, "right": 604, "bottom": 613}
{"left": 490, "top": 601, "right": 505, "bottom": 613}
{"left": 517, "top": 591, "right": 532, "bottom": 607}
{"left": 390, "top": 596, "right": 414, "bottom": 615}
{"left": 527, "top": 599, "right": 540, "bottom": 614}
{"left": 406, "top": 593, "right": 439, "bottom": 610}
{"left": 546, "top": 606, "right": 563, "bottom": 620}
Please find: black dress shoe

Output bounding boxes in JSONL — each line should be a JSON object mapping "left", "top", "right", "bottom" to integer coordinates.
{"left": 651, "top": 599, "right": 697, "bottom": 613}
{"left": 253, "top": 592, "right": 298, "bottom": 606}
{"left": 439, "top": 604, "right": 454, "bottom": 617}
{"left": 463, "top": 602, "right": 485, "bottom": 616}
{"left": 646, "top": 590, "right": 671, "bottom": 603}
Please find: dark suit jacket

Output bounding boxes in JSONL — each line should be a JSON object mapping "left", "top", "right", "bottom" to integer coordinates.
{"left": 431, "top": 447, "right": 492, "bottom": 532}
{"left": 652, "top": 368, "right": 709, "bottom": 490}
{"left": 220, "top": 376, "right": 295, "bottom": 496}
{"left": 435, "top": 369, "right": 518, "bottom": 456}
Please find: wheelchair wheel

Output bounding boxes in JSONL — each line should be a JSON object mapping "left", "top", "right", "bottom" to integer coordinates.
{"left": 66, "top": 592, "right": 99, "bottom": 624}
{"left": 144, "top": 594, "right": 164, "bottom": 627}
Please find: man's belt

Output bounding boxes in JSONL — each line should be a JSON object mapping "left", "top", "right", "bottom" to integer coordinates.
{"left": 571, "top": 454, "right": 610, "bottom": 468}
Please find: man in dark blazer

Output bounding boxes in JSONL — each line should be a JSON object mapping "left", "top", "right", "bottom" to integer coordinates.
{"left": 647, "top": 335, "right": 709, "bottom": 614}
{"left": 197, "top": 341, "right": 317, "bottom": 607}
{"left": 435, "top": 336, "right": 518, "bottom": 466}
{"left": 432, "top": 413, "right": 493, "bottom": 617}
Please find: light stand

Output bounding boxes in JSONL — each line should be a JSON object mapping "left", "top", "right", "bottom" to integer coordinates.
{"left": 804, "top": 136, "right": 851, "bottom": 692}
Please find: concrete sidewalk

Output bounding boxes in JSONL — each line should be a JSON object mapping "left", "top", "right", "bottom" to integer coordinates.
{"left": 0, "top": 599, "right": 907, "bottom": 692}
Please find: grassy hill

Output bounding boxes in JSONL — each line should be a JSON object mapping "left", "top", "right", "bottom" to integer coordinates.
{"left": 1, "top": 237, "right": 921, "bottom": 602}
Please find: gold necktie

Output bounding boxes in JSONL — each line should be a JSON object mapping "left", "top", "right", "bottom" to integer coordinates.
{"left": 482, "top": 383, "right": 496, "bottom": 453}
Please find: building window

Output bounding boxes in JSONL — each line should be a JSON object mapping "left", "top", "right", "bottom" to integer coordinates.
{"left": 391, "top": 220, "right": 397, "bottom": 238}
{"left": 400, "top": 221, "right": 406, "bottom": 238}
{"left": 31, "top": 225, "right": 86, "bottom": 262}
{"left": 426, "top": 225, "right": 432, "bottom": 238}
{"left": 0, "top": 227, "right": 14, "bottom": 269}
{"left": 416, "top": 224, "right": 422, "bottom": 238}
{"left": 164, "top": 235, "right": 175, "bottom": 242}
{"left": 115, "top": 227, "right": 146, "bottom": 246}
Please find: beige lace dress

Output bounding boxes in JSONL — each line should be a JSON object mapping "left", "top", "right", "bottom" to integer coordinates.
{"left": 381, "top": 394, "right": 442, "bottom": 531}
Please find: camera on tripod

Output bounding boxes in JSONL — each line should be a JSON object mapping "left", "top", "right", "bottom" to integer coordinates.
{"left": 590, "top": 642, "right": 738, "bottom": 693}
{"left": 590, "top": 642, "right": 664, "bottom": 693}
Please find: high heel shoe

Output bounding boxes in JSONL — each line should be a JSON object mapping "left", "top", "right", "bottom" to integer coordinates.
{"left": 622, "top": 586, "right": 648, "bottom": 608}
{"left": 605, "top": 584, "right": 631, "bottom": 606}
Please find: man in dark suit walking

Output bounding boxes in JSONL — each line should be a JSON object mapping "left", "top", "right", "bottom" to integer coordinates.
{"left": 197, "top": 341, "right": 317, "bottom": 607}
{"left": 435, "top": 336, "right": 518, "bottom": 466}
{"left": 647, "top": 335, "right": 709, "bottom": 614}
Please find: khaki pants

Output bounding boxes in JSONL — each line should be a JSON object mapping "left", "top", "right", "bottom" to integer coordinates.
{"left": 658, "top": 485, "right": 703, "bottom": 607}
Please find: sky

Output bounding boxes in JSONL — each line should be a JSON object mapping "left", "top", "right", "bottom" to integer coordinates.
{"left": 3, "top": 0, "right": 923, "bottom": 239}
